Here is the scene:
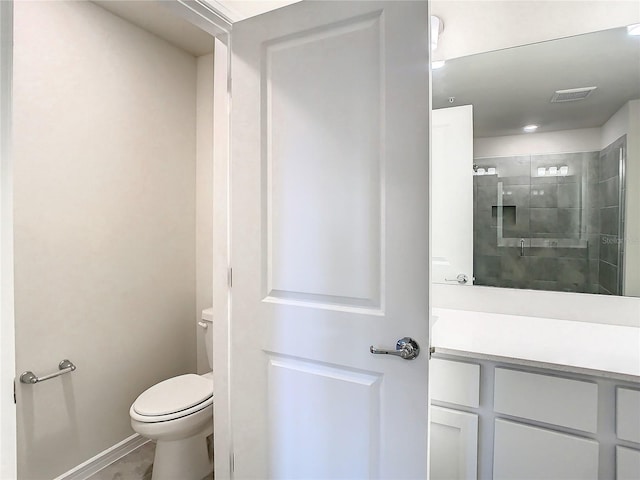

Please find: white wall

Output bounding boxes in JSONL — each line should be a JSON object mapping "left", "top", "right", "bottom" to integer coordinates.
{"left": 475, "top": 127, "right": 602, "bottom": 158}
{"left": 13, "top": 2, "right": 198, "bottom": 478}
{"left": 433, "top": 283, "right": 640, "bottom": 328}
{"left": 196, "top": 53, "right": 214, "bottom": 373}
{"left": 602, "top": 101, "right": 631, "bottom": 149}
{"left": 431, "top": 0, "right": 640, "bottom": 61}
{"left": 601, "top": 100, "right": 640, "bottom": 297}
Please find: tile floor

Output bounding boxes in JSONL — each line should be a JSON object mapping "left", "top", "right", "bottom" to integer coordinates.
{"left": 87, "top": 442, "right": 154, "bottom": 480}
{"left": 87, "top": 441, "right": 214, "bottom": 480}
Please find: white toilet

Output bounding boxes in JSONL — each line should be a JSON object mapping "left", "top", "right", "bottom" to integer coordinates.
{"left": 130, "top": 308, "right": 214, "bottom": 480}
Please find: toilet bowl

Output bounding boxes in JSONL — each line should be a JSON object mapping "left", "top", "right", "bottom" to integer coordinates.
{"left": 130, "top": 309, "right": 214, "bottom": 480}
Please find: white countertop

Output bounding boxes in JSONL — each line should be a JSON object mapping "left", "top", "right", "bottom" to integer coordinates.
{"left": 432, "top": 308, "right": 640, "bottom": 379}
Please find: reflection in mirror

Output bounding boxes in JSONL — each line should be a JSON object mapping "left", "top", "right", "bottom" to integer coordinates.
{"left": 433, "top": 25, "right": 640, "bottom": 297}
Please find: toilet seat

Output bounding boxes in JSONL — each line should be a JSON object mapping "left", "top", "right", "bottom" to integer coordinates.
{"left": 130, "top": 374, "right": 213, "bottom": 423}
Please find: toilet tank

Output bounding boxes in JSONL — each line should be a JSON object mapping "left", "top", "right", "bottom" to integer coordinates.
{"left": 200, "top": 308, "right": 214, "bottom": 371}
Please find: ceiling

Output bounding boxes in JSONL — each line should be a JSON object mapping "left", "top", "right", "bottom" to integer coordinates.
{"left": 431, "top": 0, "right": 640, "bottom": 62}
{"left": 432, "top": 26, "right": 640, "bottom": 137}
{"left": 93, "top": 1, "right": 215, "bottom": 55}
{"left": 93, "top": 1, "right": 299, "bottom": 56}
{"left": 213, "top": 0, "right": 301, "bottom": 21}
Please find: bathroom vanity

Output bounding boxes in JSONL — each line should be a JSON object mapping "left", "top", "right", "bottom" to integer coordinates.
{"left": 429, "top": 308, "right": 640, "bottom": 480}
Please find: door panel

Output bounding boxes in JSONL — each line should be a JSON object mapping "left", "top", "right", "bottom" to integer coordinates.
{"left": 268, "top": 356, "right": 381, "bottom": 479}
{"left": 231, "top": 2, "right": 430, "bottom": 478}
{"left": 265, "top": 11, "right": 382, "bottom": 309}
{"left": 432, "top": 105, "right": 473, "bottom": 285}
{"left": 617, "top": 446, "right": 640, "bottom": 480}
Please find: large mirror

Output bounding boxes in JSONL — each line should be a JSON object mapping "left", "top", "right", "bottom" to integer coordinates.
{"left": 432, "top": 24, "right": 640, "bottom": 297}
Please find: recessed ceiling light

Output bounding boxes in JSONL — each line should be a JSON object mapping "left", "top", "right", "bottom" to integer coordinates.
{"left": 628, "top": 23, "right": 640, "bottom": 36}
{"left": 432, "top": 60, "right": 445, "bottom": 70}
{"left": 523, "top": 124, "right": 538, "bottom": 133}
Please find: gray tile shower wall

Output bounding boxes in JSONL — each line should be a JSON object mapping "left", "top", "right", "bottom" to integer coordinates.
{"left": 473, "top": 145, "right": 626, "bottom": 295}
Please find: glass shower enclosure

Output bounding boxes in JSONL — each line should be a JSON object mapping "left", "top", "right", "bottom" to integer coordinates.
{"left": 473, "top": 135, "right": 626, "bottom": 295}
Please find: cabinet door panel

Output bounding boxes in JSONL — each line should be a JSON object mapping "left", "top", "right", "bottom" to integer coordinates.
{"left": 494, "top": 368, "right": 598, "bottom": 432}
{"left": 616, "top": 388, "right": 640, "bottom": 443}
{"left": 430, "top": 406, "right": 478, "bottom": 480}
{"left": 493, "top": 419, "right": 598, "bottom": 480}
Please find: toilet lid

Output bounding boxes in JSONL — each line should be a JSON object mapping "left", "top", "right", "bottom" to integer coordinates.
{"left": 133, "top": 374, "right": 213, "bottom": 417}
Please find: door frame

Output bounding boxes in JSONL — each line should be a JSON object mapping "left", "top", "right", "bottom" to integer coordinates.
{"left": 1, "top": 2, "right": 16, "bottom": 478}
{"left": 165, "top": 4, "right": 234, "bottom": 479}
{"left": 211, "top": 31, "right": 233, "bottom": 480}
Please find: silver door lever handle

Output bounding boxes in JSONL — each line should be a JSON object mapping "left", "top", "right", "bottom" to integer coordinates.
{"left": 445, "top": 274, "right": 468, "bottom": 284}
{"left": 370, "top": 337, "right": 420, "bottom": 360}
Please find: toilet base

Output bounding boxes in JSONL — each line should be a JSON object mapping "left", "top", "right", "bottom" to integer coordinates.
{"left": 152, "top": 433, "right": 213, "bottom": 480}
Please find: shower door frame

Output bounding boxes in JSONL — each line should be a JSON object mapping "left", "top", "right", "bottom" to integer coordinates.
{"left": 617, "top": 144, "right": 627, "bottom": 295}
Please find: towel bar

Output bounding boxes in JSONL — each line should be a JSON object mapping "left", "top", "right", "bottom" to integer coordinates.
{"left": 20, "top": 359, "right": 76, "bottom": 384}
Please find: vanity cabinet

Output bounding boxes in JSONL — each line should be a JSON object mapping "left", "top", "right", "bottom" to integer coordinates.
{"left": 430, "top": 359, "right": 480, "bottom": 479}
{"left": 429, "top": 355, "right": 640, "bottom": 480}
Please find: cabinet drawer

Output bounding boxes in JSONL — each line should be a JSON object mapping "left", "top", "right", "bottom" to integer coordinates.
{"left": 430, "top": 359, "right": 480, "bottom": 408}
{"left": 494, "top": 368, "right": 598, "bottom": 432}
{"left": 494, "top": 419, "right": 598, "bottom": 480}
{"left": 616, "top": 388, "right": 640, "bottom": 443}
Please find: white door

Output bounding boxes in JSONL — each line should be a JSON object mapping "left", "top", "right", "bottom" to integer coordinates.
{"left": 431, "top": 105, "right": 473, "bottom": 286}
{"left": 230, "top": 1, "right": 430, "bottom": 478}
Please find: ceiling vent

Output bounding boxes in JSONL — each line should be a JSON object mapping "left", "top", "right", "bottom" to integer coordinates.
{"left": 551, "top": 87, "right": 597, "bottom": 103}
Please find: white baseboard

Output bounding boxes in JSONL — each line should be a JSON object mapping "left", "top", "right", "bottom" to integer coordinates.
{"left": 53, "top": 434, "right": 150, "bottom": 480}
